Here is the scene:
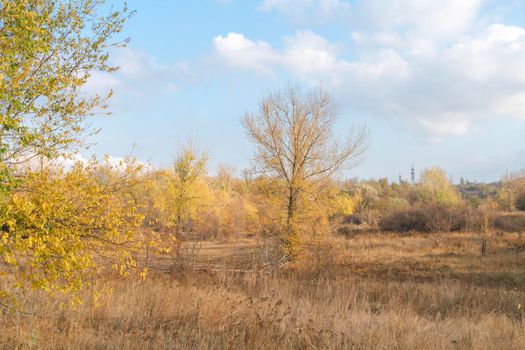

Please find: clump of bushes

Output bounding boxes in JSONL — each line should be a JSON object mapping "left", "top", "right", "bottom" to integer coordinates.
{"left": 494, "top": 214, "right": 525, "bottom": 233}
{"left": 380, "top": 205, "right": 525, "bottom": 234}
{"left": 343, "top": 214, "right": 363, "bottom": 225}
{"left": 379, "top": 205, "right": 473, "bottom": 233}
{"left": 516, "top": 193, "right": 525, "bottom": 211}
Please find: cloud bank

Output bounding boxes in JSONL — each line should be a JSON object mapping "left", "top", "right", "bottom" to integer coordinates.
{"left": 214, "top": 0, "right": 525, "bottom": 139}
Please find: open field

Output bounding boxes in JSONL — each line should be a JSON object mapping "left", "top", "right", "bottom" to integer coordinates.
{"left": 2, "top": 231, "right": 525, "bottom": 350}
{"left": 4, "top": 2, "right": 525, "bottom": 349}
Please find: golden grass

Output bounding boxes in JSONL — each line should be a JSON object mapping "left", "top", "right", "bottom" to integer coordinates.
{"left": 340, "top": 231, "right": 525, "bottom": 287}
{"left": 2, "top": 231, "right": 525, "bottom": 349}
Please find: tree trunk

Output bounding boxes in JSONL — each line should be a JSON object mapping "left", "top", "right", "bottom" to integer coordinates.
{"left": 481, "top": 236, "right": 487, "bottom": 257}
{"left": 285, "top": 186, "right": 299, "bottom": 259}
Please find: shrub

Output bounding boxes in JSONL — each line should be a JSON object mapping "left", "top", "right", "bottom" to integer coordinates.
{"left": 494, "top": 214, "right": 525, "bottom": 233}
{"left": 379, "top": 205, "right": 469, "bottom": 233}
{"left": 516, "top": 193, "right": 525, "bottom": 211}
{"left": 379, "top": 207, "right": 427, "bottom": 232}
{"left": 343, "top": 214, "right": 363, "bottom": 225}
{"left": 337, "top": 225, "right": 353, "bottom": 237}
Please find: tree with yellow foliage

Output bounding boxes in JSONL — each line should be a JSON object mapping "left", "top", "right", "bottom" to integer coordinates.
{"left": 242, "top": 86, "right": 368, "bottom": 259}
{"left": 147, "top": 142, "right": 209, "bottom": 269}
{"left": 497, "top": 174, "right": 525, "bottom": 211}
{"left": 0, "top": 157, "right": 150, "bottom": 304}
{"left": 416, "top": 167, "right": 460, "bottom": 206}
{"left": 0, "top": 0, "right": 130, "bottom": 179}
{"left": 169, "top": 142, "right": 208, "bottom": 239}
{"left": 1, "top": 0, "right": 133, "bottom": 303}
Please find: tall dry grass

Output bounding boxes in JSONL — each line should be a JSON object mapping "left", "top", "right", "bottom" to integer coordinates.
{"left": 2, "top": 232, "right": 524, "bottom": 349}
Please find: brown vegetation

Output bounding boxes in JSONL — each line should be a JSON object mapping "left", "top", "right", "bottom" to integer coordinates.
{"left": 2, "top": 231, "right": 524, "bottom": 350}
{"left": 3, "top": 3, "right": 525, "bottom": 349}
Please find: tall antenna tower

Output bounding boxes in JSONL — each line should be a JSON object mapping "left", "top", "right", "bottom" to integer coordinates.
{"left": 411, "top": 164, "right": 415, "bottom": 184}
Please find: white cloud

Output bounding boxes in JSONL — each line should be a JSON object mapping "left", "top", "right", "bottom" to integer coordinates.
{"left": 382, "top": 23, "right": 525, "bottom": 136}
{"left": 50, "top": 154, "right": 152, "bottom": 174}
{"left": 214, "top": 31, "right": 341, "bottom": 76}
{"left": 213, "top": 21, "right": 525, "bottom": 138}
{"left": 83, "top": 72, "right": 121, "bottom": 96}
{"left": 213, "top": 33, "right": 278, "bottom": 74}
{"left": 259, "top": 0, "right": 351, "bottom": 20}
{"left": 281, "top": 31, "right": 341, "bottom": 76}
{"left": 418, "top": 117, "right": 471, "bottom": 142}
{"left": 447, "top": 24, "right": 525, "bottom": 82}
{"left": 102, "top": 155, "right": 152, "bottom": 172}
{"left": 261, "top": 0, "right": 483, "bottom": 54}
{"left": 214, "top": 31, "right": 409, "bottom": 84}
{"left": 84, "top": 48, "right": 193, "bottom": 111}
{"left": 360, "top": 0, "right": 482, "bottom": 51}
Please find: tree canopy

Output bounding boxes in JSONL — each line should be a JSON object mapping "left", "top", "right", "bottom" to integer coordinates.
{"left": 0, "top": 0, "right": 130, "bottom": 176}
{"left": 242, "top": 86, "right": 368, "bottom": 258}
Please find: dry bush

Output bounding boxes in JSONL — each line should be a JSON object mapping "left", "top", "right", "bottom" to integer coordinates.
{"left": 336, "top": 224, "right": 353, "bottom": 237}
{"left": 379, "top": 206, "right": 426, "bottom": 232}
{"left": 517, "top": 193, "right": 525, "bottom": 211}
{"left": 252, "top": 236, "right": 284, "bottom": 268}
{"left": 494, "top": 213, "right": 525, "bottom": 233}
{"left": 379, "top": 205, "right": 470, "bottom": 233}
{"left": 293, "top": 235, "right": 343, "bottom": 280}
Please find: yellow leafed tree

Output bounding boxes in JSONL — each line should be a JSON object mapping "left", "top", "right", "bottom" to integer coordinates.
{"left": 0, "top": 157, "right": 151, "bottom": 303}
{"left": 417, "top": 167, "right": 460, "bottom": 206}
{"left": 0, "top": 0, "right": 130, "bottom": 178}
{"left": 0, "top": 0, "right": 136, "bottom": 304}
{"left": 242, "top": 86, "right": 368, "bottom": 259}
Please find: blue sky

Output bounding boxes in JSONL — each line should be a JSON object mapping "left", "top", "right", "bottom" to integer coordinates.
{"left": 85, "top": 0, "right": 525, "bottom": 183}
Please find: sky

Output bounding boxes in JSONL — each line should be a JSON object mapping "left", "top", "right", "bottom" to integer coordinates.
{"left": 84, "top": 0, "right": 525, "bottom": 183}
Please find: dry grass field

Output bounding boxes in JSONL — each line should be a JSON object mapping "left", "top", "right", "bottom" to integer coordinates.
{"left": 2, "top": 231, "right": 525, "bottom": 349}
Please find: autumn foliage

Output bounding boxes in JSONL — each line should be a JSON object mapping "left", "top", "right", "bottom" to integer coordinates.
{"left": 0, "top": 158, "right": 154, "bottom": 302}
